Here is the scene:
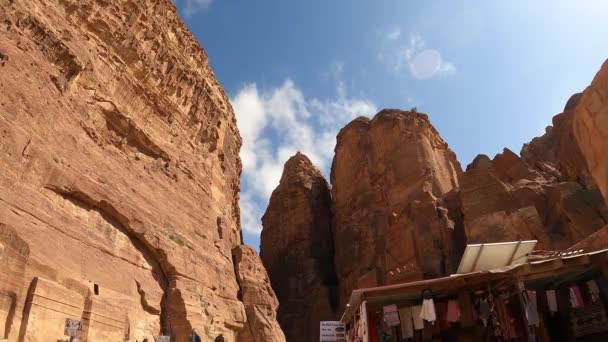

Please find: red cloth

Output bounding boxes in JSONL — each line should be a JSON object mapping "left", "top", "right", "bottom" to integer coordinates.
{"left": 446, "top": 300, "right": 460, "bottom": 323}
{"left": 436, "top": 302, "right": 449, "bottom": 331}
{"left": 368, "top": 311, "right": 379, "bottom": 342}
{"left": 569, "top": 286, "right": 584, "bottom": 309}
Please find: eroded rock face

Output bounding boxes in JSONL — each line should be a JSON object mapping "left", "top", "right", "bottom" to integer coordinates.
{"left": 522, "top": 92, "right": 593, "bottom": 186}
{"left": 460, "top": 146, "right": 607, "bottom": 251}
{"left": 233, "top": 246, "right": 286, "bottom": 342}
{"left": 330, "top": 110, "right": 463, "bottom": 309}
{"left": 0, "top": 225, "right": 29, "bottom": 339}
{"left": 261, "top": 153, "right": 337, "bottom": 342}
{"left": 0, "top": 0, "right": 281, "bottom": 340}
{"left": 573, "top": 59, "right": 608, "bottom": 205}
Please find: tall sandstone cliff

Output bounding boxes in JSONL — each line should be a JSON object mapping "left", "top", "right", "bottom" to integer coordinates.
{"left": 573, "top": 59, "right": 608, "bottom": 205}
{"left": 260, "top": 153, "right": 337, "bottom": 342}
{"left": 330, "top": 110, "right": 464, "bottom": 309}
{"left": 0, "top": 0, "right": 284, "bottom": 341}
{"left": 261, "top": 61, "right": 608, "bottom": 341}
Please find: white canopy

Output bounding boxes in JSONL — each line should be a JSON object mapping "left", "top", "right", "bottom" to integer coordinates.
{"left": 456, "top": 240, "right": 538, "bottom": 274}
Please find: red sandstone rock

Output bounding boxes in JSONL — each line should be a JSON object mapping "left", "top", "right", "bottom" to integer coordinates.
{"left": 573, "top": 59, "right": 608, "bottom": 205}
{"left": 460, "top": 147, "right": 607, "bottom": 251}
{"left": 233, "top": 246, "right": 286, "bottom": 342}
{"left": 261, "top": 153, "right": 337, "bottom": 342}
{"left": 522, "top": 92, "right": 595, "bottom": 186}
{"left": 330, "top": 109, "right": 463, "bottom": 309}
{"left": 0, "top": 0, "right": 282, "bottom": 341}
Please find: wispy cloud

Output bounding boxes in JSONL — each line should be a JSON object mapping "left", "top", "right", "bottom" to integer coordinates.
{"left": 380, "top": 30, "right": 455, "bottom": 80}
{"left": 386, "top": 28, "right": 402, "bottom": 41}
{"left": 231, "top": 74, "right": 376, "bottom": 236}
{"left": 181, "top": 0, "right": 214, "bottom": 17}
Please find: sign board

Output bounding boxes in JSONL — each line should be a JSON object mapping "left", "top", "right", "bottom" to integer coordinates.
{"left": 64, "top": 319, "right": 81, "bottom": 338}
{"left": 155, "top": 336, "right": 170, "bottom": 342}
{"left": 320, "top": 321, "right": 346, "bottom": 342}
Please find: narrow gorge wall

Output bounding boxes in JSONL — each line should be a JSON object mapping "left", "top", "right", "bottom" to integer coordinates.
{"left": 261, "top": 153, "right": 336, "bottom": 342}
{"left": 0, "top": 0, "right": 283, "bottom": 341}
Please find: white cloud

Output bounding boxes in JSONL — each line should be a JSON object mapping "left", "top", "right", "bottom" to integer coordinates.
{"left": 387, "top": 28, "right": 402, "bottom": 41}
{"left": 381, "top": 32, "right": 455, "bottom": 80}
{"left": 232, "top": 77, "right": 376, "bottom": 236}
{"left": 181, "top": 0, "right": 213, "bottom": 17}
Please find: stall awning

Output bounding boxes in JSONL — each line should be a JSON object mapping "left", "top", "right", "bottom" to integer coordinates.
{"left": 340, "top": 247, "right": 608, "bottom": 324}
{"left": 456, "top": 240, "right": 537, "bottom": 274}
{"left": 340, "top": 271, "right": 510, "bottom": 323}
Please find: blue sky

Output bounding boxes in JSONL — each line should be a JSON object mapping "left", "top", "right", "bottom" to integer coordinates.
{"left": 174, "top": 0, "right": 608, "bottom": 250}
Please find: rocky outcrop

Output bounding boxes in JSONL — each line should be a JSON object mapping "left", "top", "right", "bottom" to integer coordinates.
{"left": 233, "top": 246, "right": 286, "bottom": 342}
{"left": 459, "top": 148, "right": 607, "bottom": 250}
{"left": 261, "top": 153, "right": 337, "bottom": 342}
{"left": 330, "top": 110, "right": 464, "bottom": 309}
{"left": 460, "top": 85, "right": 608, "bottom": 251}
{"left": 0, "top": 0, "right": 281, "bottom": 341}
{"left": 522, "top": 93, "right": 594, "bottom": 186}
{"left": 573, "top": 59, "right": 608, "bottom": 205}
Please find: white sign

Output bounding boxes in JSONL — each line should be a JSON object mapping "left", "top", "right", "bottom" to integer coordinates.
{"left": 320, "top": 321, "right": 346, "bottom": 342}
{"left": 64, "top": 318, "right": 81, "bottom": 338}
{"left": 155, "top": 336, "right": 170, "bottom": 342}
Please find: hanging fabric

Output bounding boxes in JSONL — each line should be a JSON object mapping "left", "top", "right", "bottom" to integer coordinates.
{"left": 546, "top": 290, "right": 558, "bottom": 315}
{"left": 478, "top": 297, "right": 490, "bottom": 326}
{"left": 522, "top": 290, "right": 540, "bottom": 327}
{"left": 360, "top": 301, "right": 369, "bottom": 342}
{"left": 446, "top": 299, "right": 460, "bottom": 323}
{"left": 587, "top": 280, "right": 601, "bottom": 303}
{"left": 435, "top": 301, "right": 449, "bottom": 331}
{"left": 411, "top": 305, "right": 424, "bottom": 330}
{"left": 398, "top": 307, "right": 414, "bottom": 338}
{"left": 419, "top": 289, "right": 437, "bottom": 323}
{"left": 383, "top": 304, "right": 400, "bottom": 327}
{"left": 569, "top": 286, "right": 584, "bottom": 309}
{"left": 420, "top": 299, "right": 437, "bottom": 323}
{"left": 368, "top": 310, "right": 379, "bottom": 342}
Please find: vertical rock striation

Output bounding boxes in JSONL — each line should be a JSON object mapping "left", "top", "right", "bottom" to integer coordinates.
{"left": 330, "top": 109, "right": 463, "bottom": 310}
{"left": 573, "top": 59, "right": 608, "bottom": 205}
{"left": 233, "top": 246, "right": 286, "bottom": 342}
{"left": 0, "top": 0, "right": 283, "bottom": 341}
{"left": 261, "top": 153, "right": 337, "bottom": 342}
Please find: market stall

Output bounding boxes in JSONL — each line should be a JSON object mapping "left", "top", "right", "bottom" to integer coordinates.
{"left": 340, "top": 244, "right": 608, "bottom": 342}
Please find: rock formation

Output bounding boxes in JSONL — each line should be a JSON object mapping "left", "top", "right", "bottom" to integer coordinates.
{"left": 459, "top": 86, "right": 608, "bottom": 252}
{"left": 260, "top": 153, "right": 337, "bottom": 342}
{"left": 330, "top": 110, "right": 464, "bottom": 309}
{"left": 573, "top": 59, "right": 608, "bottom": 205}
{"left": 460, "top": 148, "right": 607, "bottom": 251}
{"left": 0, "top": 0, "right": 283, "bottom": 341}
{"left": 261, "top": 61, "right": 608, "bottom": 335}
{"left": 233, "top": 246, "right": 286, "bottom": 342}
